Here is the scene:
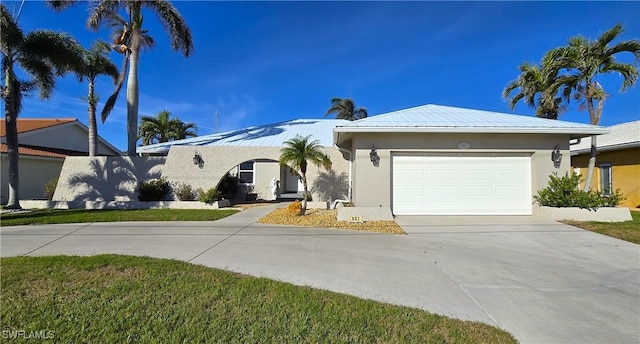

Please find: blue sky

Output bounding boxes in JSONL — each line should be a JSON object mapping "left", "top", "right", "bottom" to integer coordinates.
{"left": 7, "top": 1, "right": 640, "bottom": 151}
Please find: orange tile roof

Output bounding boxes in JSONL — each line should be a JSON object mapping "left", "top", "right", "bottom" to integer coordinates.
{"left": 0, "top": 118, "right": 76, "bottom": 137}
{"left": 0, "top": 143, "right": 81, "bottom": 159}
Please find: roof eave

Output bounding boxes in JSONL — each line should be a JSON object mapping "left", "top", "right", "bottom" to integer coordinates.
{"left": 570, "top": 141, "right": 640, "bottom": 155}
{"left": 333, "top": 126, "right": 610, "bottom": 136}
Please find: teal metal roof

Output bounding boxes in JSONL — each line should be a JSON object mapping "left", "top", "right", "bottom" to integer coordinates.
{"left": 335, "top": 104, "right": 608, "bottom": 136}
{"left": 137, "top": 119, "right": 349, "bottom": 155}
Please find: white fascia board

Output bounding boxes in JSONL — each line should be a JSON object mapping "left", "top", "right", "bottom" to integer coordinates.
{"left": 333, "top": 126, "right": 610, "bottom": 136}
{"left": 570, "top": 141, "right": 640, "bottom": 155}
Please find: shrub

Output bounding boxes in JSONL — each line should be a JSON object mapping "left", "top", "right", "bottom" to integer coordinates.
{"left": 44, "top": 177, "right": 58, "bottom": 200}
{"left": 197, "top": 188, "right": 220, "bottom": 204}
{"left": 137, "top": 178, "right": 171, "bottom": 201}
{"left": 534, "top": 172, "right": 624, "bottom": 210}
{"left": 288, "top": 200, "right": 302, "bottom": 214}
{"left": 173, "top": 182, "right": 196, "bottom": 201}
{"left": 217, "top": 174, "right": 239, "bottom": 199}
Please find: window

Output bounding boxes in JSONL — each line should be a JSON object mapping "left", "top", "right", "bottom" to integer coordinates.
{"left": 238, "top": 161, "right": 255, "bottom": 184}
{"left": 599, "top": 163, "right": 612, "bottom": 196}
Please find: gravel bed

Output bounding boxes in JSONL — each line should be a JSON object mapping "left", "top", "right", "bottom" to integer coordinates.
{"left": 257, "top": 208, "right": 406, "bottom": 234}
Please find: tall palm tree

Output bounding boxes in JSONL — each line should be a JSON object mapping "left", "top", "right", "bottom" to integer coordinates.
{"left": 1, "top": 3, "right": 83, "bottom": 209}
{"left": 503, "top": 54, "right": 565, "bottom": 120}
{"left": 48, "top": 0, "right": 194, "bottom": 156}
{"left": 325, "top": 97, "right": 368, "bottom": 121}
{"left": 74, "top": 40, "right": 119, "bottom": 156}
{"left": 138, "top": 110, "right": 197, "bottom": 145}
{"left": 279, "top": 135, "right": 332, "bottom": 215}
{"left": 547, "top": 23, "right": 640, "bottom": 191}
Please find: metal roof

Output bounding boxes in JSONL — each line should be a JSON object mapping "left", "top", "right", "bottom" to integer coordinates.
{"left": 571, "top": 120, "right": 640, "bottom": 154}
{"left": 334, "top": 104, "right": 609, "bottom": 138}
{"left": 137, "top": 119, "right": 349, "bottom": 155}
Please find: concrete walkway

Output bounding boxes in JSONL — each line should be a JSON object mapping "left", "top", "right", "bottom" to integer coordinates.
{"left": 1, "top": 206, "right": 639, "bottom": 344}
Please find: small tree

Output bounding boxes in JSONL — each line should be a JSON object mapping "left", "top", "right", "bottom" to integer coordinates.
{"left": 279, "top": 135, "right": 331, "bottom": 215}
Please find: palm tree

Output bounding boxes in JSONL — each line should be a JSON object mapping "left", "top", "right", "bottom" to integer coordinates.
{"left": 503, "top": 54, "right": 565, "bottom": 120}
{"left": 48, "top": 0, "right": 194, "bottom": 156}
{"left": 279, "top": 135, "right": 332, "bottom": 215}
{"left": 172, "top": 119, "right": 197, "bottom": 140}
{"left": 1, "top": 4, "right": 83, "bottom": 209}
{"left": 325, "top": 97, "right": 368, "bottom": 121}
{"left": 138, "top": 110, "right": 197, "bottom": 145}
{"left": 547, "top": 23, "right": 640, "bottom": 191}
{"left": 74, "top": 40, "right": 119, "bottom": 156}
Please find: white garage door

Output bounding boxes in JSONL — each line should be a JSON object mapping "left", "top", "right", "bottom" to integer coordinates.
{"left": 392, "top": 153, "right": 532, "bottom": 215}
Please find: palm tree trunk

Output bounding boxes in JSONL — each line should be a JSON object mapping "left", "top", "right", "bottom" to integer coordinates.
{"left": 300, "top": 174, "right": 308, "bottom": 215}
{"left": 583, "top": 93, "right": 598, "bottom": 192}
{"left": 126, "top": 31, "right": 141, "bottom": 157}
{"left": 88, "top": 79, "right": 97, "bottom": 157}
{"left": 583, "top": 136, "right": 597, "bottom": 192}
{"left": 4, "top": 83, "right": 21, "bottom": 209}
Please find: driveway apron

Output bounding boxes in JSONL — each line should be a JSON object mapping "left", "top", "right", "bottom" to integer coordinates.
{"left": 396, "top": 215, "right": 640, "bottom": 344}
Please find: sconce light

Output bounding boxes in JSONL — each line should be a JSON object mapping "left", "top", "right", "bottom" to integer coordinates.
{"left": 551, "top": 145, "right": 562, "bottom": 168}
{"left": 369, "top": 145, "right": 380, "bottom": 166}
{"left": 193, "top": 151, "right": 204, "bottom": 168}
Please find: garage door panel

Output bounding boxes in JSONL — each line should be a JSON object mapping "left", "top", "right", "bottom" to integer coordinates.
{"left": 393, "top": 154, "right": 531, "bottom": 215}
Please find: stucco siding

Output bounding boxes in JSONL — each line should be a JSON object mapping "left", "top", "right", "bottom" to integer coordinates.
{"left": 162, "top": 146, "right": 349, "bottom": 202}
{"left": 350, "top": 133, "right": 571, "bottom": 213}
{"left": 572, "top": 147, "right": 640, "bottom": 208}
{"left": 254, "top": 160, "right": 280, "bottom": 200}
{"left": 53, "top": 157, "right": 166, "bottom": 201}
{"left": 1, "top": 156, "right": 63, "bottom": 202}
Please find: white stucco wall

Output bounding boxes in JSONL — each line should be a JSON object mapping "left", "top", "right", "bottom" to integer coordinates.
{"left": 53, "top": 156, "right": 166, "bottom": 201}
{"left": 1, "top": 155, "right": 63, "bottom": 202}
{"left": 348, "top": 132, "right": 571, "bottom": 212}
{"left": 161, "top": 146, "right": 349, "bottom": 202}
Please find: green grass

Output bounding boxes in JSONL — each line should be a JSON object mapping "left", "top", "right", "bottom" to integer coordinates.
{"left": 0, "top": 255, "right": 517, "bottom": 343}
{"left": 562, "top": 211, "right": 640, "bottom": 244}
{"left": 0, "top": 209, "right": 238, "bottom": 226}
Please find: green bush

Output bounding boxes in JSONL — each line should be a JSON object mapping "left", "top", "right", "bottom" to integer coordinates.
{"left": 44, "top": 177, "right": 58, "bottom": 200}
{"left": 534, "top": 172, "right": 624, "bottom": 210}
{"left": 197, "top": 188, "right": 220, "bottom": 204}
{"left": 173, "top": 182, "right": 196, "bottom": 201}
{"left": 137, "top": 178, "right": 171, "bottom": 201}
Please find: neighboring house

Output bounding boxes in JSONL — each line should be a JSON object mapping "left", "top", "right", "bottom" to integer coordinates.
{"left": 0, "top": 118, "right": 121, "bottom": 202}
{"left": 571, "top": 120, "right": 640, "bottom": 209}
{"left": 137, "top": 104, "right": 607, "bottom": 216}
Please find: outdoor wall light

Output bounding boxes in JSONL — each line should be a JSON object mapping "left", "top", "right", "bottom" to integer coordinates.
{"left": 551, "top": 145, "right": 562, "bottom": 168}
{"left": 193, "top": 151, "right": 204, "bottom": 168}
{"left": 369, "top": 145, "right": 380, "bottom": 166}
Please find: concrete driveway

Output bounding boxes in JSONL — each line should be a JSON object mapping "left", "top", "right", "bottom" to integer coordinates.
{"left": 1, "top": 206, "right": 638, "bottom": 344}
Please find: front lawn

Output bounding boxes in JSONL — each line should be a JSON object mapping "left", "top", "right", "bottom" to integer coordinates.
{"left": 562, "top": 211, "right": 640, "bottom": 244}
{"left": 0, "top": 209, "right": 238, "bottom": 226}
{"left": 0, "top": 255, "right": 516, "bottom": 343}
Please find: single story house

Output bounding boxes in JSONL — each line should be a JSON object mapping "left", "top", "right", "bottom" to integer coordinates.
{"left": 136, "top": 104, "right": 607, "bottom": 216}
{"left": 1, "top": 118, "right": 121, "bottom": 202}
{"left": 571, "top": 120, "right": 640, "bottom": 209}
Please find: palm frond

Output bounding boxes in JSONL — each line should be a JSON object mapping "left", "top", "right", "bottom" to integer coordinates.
{"left": 143, "top": 0, "right": 193, "bottom": 57}
{"left": 0, "top": 4, "right": 24, "bottom": 53}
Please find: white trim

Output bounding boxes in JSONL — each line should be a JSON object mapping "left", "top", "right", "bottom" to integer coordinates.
{"left": 598, "top": 162, "right": 612, "bottom": 196}
{"left": 237, "top": 160, "right": 256, "bottom": 185}
{"left": 334, "top": 126, "right": 609, "bottom": 135}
